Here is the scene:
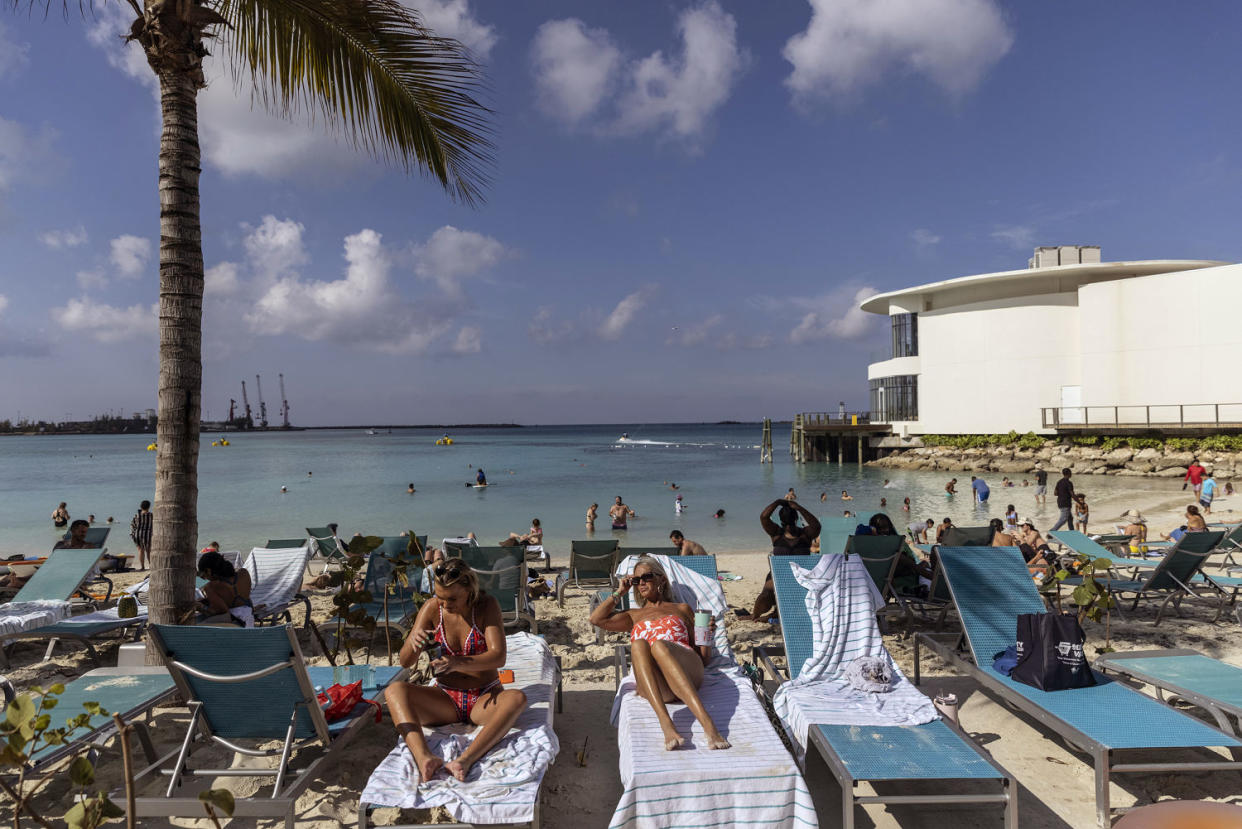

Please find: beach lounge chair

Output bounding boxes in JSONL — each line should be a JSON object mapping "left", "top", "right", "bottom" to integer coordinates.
{"left": 56, "top": 526, "right": 118, "bottom": 601}
{"left": 1, "top": 666, "right": 177, "bottom": 776}
{"left": 442, "top": 536, "right": 478, "bottom": 558}
{"left": 474, "top": 558, "right": 537, "bottom": 633}
{"left": 133, "top": 624, "right": 407, "bottom": 828}
{"left": 755, "top": 555, "right": 1017, "bottom": 829}
{"left": 306, "top": 526, "right": 348, "bottom": 575}
{"left": 1050, "top": 531, "right": 1160, "bottom": 574}
{"left": 245, "top": 544, "right": 313, "bottom": 627}
{"left": 843, "top": 534, "right": 913, "bottom": 634}
{"left": 1059, "top": 530, "right": 1228, "bottom": 625}
{"left": 346, "top": 537, "right": 427, "bottom": 651}
{"left": 914, "top": 545, "right": 1242, "bottom": 827}
{"left": 820, "top": 512, "right": 878, "bottom": 556}
{"left": 589, "top": 555, "right": 719, "bottom": 645}
{"left": 608, "top": 554, "right": 817, "bottom": 829}
{"left": 1094, "top": 649, "right": 1242, "bottom": 737}
{"left": 359, "top": 632, "right": 562, "bottom": 828}
{"left": 0, "top": 546, "right": 117, "bottom": 667}
{"left": 556, "top": 539, "right": 620, "bottom": 606}
{"left": 621, "top": 546, "right": 680, "bottom": 557}
{"left": 937, "top": 525, "right": 994, "bottom": 547}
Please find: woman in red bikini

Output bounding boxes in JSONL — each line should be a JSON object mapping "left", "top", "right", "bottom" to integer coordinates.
{"left": 589, "top": 556, "right": 730, "bottom": 751}
{"left": 386, "top": 559, "right": 528, "bottom": 782}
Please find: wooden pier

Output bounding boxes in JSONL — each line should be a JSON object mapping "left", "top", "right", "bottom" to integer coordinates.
{"left": 791, "top": 412, "right": 892, "bottom": 464}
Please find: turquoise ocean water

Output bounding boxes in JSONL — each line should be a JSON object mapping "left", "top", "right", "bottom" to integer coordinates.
{"left": 0, "top": 423, "right": 1125, "bottom": 559}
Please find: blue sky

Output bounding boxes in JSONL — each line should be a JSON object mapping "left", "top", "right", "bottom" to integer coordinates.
{"left": 2, "top": 1, "right": 1241, "bottom": 425}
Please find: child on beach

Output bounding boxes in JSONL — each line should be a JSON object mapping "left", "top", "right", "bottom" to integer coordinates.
{"left": 1074, "top": 494, "right": 1089, "bottom": 533}
{"left": 1005, "top": 504, "right": 1018, "bottom": 532}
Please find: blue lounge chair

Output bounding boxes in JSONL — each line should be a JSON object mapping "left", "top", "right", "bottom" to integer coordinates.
{"left": 556, "top": 539, "right": 620, "bottom": 605}
{"left": 756, "top": 555, "right": 1016, "bottom": 829}
{"left": 134, "top": 624, "right": 406, "bottom": 828}
{"left": 1095, "top": 649, "right": 1242, "bottom": 737}
{"left": 2, "top": 666, "right": 176, "bottom": 775}
{"left": 819, "top": 512, "right": 877, "bottom": 556}
{"left": 843, "top": 534, "right": 914, "bottom": 634}
{"left": 914, "top": 545, "right": 1242, "bottom": 827}
{"left": 347, "top": 536, "right": 427, "bottom": 649}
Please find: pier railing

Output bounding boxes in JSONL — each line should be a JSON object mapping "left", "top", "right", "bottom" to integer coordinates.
{"left": 798, "top": 411, "right": 876, "bottom": 427}
{"left": 1041, "top": 403, "right": 1242, "bottom": 431}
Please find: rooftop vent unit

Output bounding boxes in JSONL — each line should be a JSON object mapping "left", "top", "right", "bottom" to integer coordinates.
{"left": 1029, "top": 245, "right": 1101, "bottom": 269}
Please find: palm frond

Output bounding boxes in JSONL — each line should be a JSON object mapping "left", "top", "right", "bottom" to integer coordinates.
{"left": 211, "top": 0, "right": 494, "bottom": 205}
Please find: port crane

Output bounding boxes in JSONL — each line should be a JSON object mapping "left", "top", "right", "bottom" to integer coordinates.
{"left": 279, "top": 373, "right": 291, "bottom": 428}
{"left": 255, "top": 375, "right": 269, "bottom": 428}
{"left": 240, "top": 381, "right": 254, "bottom": 429}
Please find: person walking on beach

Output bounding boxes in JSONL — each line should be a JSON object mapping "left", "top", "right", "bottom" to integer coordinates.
{"left": 1185, "top": 459, "right": 1206, "bottom": 498}
{"left": 1200, "top": 470, "right": 1219, "bottom": 515}
{"left": 586, "top": 503, "right": 598, "bottom": 532}
{"left": 1034, "top": 469, "right": 1048, "bottom": 505}
{"left": 669, "top": 530, "right": 706, "bottom": 556}
{"left": 971, "top": 476, "right": 990, "bottom": 504}
{"left": 1049, "top": 468, "right": 1075, "bottom": 533}
{"left": 129, "top": 500, "right": 153, "bottom": 570}
{"left": 52, "top": 502, "right": 69, "bottom": 528}
{"left": 610, "top": 496, "right": 634, "bottom": 530}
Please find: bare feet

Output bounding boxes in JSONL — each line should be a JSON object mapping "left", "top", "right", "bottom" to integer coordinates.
{"left": 661, "top": 726, "right": 685, "bottom": 751}
{"left": 413, "top": 751, "right": 443, "bottom": 781}
{"left": 706, "top": 733, "right": 731, "bottom": 749}
{"left": 446, "top": 758, "right": 472, "bottom": 781}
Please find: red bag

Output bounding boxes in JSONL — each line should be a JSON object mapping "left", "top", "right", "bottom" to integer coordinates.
{"left": 316, "top": 680, "right": 382, "bottom": 723}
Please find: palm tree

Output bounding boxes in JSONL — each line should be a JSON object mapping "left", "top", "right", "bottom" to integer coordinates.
{"left": 14, "top": 0, "right": 493, "bottom": 638}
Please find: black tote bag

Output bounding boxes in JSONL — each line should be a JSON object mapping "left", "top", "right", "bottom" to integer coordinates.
{"left": 1009, "top": 612, "right": 1097, "bottom": 691}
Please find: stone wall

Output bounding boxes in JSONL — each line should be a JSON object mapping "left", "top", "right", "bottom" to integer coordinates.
{"left": 866, "top": 441, "right": 1242, "bottom": 479}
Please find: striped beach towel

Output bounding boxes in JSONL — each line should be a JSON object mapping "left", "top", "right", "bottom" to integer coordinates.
{"left": 244, "top": 545, "right": 310, "bottom": 617}
{"left": 772, "top": 555, "right": 937, "bottom": 759}
{"left": 360, "top": 633, "right": 559, "bottom": 824}
{"left": 0, "top": 600, "right": 71, "bottom": 637}
{"left": 609, "top": 555, "right": 816, "bottom": 829}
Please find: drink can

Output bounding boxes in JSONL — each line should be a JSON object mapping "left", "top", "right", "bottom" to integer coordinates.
{"left": 693, "top": 610, "right": 712, "bottom": 646}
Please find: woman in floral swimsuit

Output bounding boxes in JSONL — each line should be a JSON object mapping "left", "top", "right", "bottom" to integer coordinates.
{"left": 386, "top": 559, "right": 528, "bottom": 782}
{"left": 589, "top": 556, "right": 730, "bottom": 751}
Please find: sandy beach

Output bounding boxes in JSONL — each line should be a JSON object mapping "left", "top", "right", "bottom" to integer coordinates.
{"left": 10, "top": 484, "right": 1242, "bottom": 828}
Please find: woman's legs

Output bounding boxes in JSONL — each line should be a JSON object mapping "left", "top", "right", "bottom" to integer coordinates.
{"left": 648, "top": 640, "right": 730, "bottom": 749}
{"left": 750, "top": 574, "right": 776, "bottom": 619}
{"left": 384, "top": 683, "right": 461, "bottom": 780}
{"left": 631, "top": 640, "right": 682, "bottom": 749}
{"left": 448, "top": 687, "right": 528, "bottom": 780}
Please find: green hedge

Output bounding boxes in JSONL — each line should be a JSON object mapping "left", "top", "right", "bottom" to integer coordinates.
{"left": 918, "top": 433, "right": 1242, "bottom": 453}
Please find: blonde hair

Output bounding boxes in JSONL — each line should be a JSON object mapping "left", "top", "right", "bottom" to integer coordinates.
{"left": 632, "top": 556, "right": 676, "bottom": 606}
{"left": 433, "top": 557, "right": 481, "bottom": 607}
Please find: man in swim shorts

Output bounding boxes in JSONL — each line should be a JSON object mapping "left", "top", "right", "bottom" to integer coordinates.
{"left": 1034, "top": 469, "right": 1048, "bottom": 504}
{"left": 610, "top": 496, "right": 633, "bottom": 530}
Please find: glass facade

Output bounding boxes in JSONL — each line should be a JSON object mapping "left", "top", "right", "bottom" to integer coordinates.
{"left": 891, "top": 312, "right": 918, "bottom": 358}
{"left": 870, "top": 375, "right": 918, "bottom": 422}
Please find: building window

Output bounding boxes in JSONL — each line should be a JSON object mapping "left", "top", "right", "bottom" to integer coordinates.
{"left": 890, "top": 313, "right": 918, "bottom": 358}
{"left": 870, "top": 375, "right": 918, "bottom": 422}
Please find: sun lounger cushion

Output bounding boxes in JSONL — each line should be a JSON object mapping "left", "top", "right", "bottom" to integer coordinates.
{"left": 772, "top": 555, "right": 937, "bottom": 758}
{"left": 0, "top": 601, "right": 71, "bottom": 637}
{"left": 360, "top": 633, "right": 559, "bottom": 824}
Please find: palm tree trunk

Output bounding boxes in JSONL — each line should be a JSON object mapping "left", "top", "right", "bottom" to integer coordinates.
{"left": 147, "top": 65, "right": 205, "bottom": 655}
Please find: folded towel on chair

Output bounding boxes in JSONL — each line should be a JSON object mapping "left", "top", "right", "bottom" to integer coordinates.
{"left": 0, "top": 601, "right": 71, "bottom": 637}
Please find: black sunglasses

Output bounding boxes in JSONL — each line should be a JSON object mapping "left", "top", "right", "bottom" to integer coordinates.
{"left": 633, "top": 572, "right": 659, "bottom": 584}
{"left": 434, "top": 561, "right": 466, "bottom": 581}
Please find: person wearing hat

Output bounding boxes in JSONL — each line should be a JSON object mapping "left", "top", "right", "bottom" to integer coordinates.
{"left": 1015, "top": 518, "right": 1054, "bottom": 570}
{"left": 674, "top": 494, "right": 686, "bottom": 514}
{"left": 1119, "top": 509, "right": 1147, "bottom": 553}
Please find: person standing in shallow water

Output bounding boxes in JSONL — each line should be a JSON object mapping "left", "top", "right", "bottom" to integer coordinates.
{"left": 52, "top": 502, "right": 69, "bottom": 528}
{"left": 610, "top": 496, "right": 633, "bottom": 530}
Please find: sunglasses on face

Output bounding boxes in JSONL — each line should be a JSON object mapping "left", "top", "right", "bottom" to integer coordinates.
{"left": 434, "top": 561, "right": 465, "bottom": 581}
{"left": 633, "top": 572, "right": 659, "bottom": 584}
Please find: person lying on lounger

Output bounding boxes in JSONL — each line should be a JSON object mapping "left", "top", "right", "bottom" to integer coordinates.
{"left": 589, "top": 556, "right": 730, "bottom": 751}
{"left": 386, "top": 558, "right": 528, "bottom": 782}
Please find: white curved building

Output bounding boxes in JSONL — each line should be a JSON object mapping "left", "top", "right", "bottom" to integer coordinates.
{"left": 860, "top": 247, "right": 1240, "bottom": 436}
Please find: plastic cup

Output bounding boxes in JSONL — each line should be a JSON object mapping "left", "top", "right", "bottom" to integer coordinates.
{"left": 693, "top": 611, "right": 712, "bottom": 646}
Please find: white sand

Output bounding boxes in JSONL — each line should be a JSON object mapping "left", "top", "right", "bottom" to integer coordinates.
{"left": 10, "top": 487, "right": 1242, "bottom": 827}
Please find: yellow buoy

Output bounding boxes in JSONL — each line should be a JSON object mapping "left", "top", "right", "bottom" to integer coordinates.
{"left": 146, "top": 443, "right": 157, "bottom": 451}
{"left": 211, "top": 440, "right": 219, "bottom": 446}
{"left": 221, "top": 439, "right": 229, "bottom": 446}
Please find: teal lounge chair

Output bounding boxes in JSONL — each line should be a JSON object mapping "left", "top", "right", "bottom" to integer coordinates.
{"left": 914, "top": 545, "right": 1242, "bottom": 827}
{"left": 819, "top": 512, "right": 877, "bottom": 556}
{"left": 264, "top": 537, "right": 309, "bottom": 550}
{"left": 937, "top": 525, "right": 994, "bottom": 547}
{"left": 305, "top": 526, "right": 347, "bottom": 575}
{"left": 557, "top": 539, "right": 620, "bottom": 605}
{"left": 756, "top": 555, "right": 1017, "bottom": 829}
{"left": 348, "top": 536, "right": 426, "bottom": 651}
{"left": 135, "top": 624, "right": 406, "bottom": 829}
{"left": 56, "top": 526, "right": 117, "bottom": 600}
{"left": 843, "top": 534, "right": 912, "bottom": 634}
{"left": 0, "top": 547, "right": 113, "bottom": 668}
{"left": 1, "top": 667, "right": 176, "bottom": 776}
{"left": 1095, "top": 649, "right": 1242, "bottom": 737}
{"left": 620, "top": 546, "right": 679, "bottom": 557}
{"left": 473, "top": 556, "right": 537, "bottom": 633}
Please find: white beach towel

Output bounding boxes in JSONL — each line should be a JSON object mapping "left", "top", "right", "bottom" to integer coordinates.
{"left": 0, "top": 600, "right": 71, "bottom": 637}
{"left": 772, "top": 555, "right": 937, "bottom": 759}
{"left": 244, "top": 545, "right": 310, "bottom": 617}
{"left": 360, "top": 633, "right": 559, "bottom": 824}
{"left": 608, "top": 555, "right": 816, "bottom": 829}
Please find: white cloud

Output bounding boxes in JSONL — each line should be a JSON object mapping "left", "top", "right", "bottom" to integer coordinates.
{"left": 0, "top": 24, "right": 30, "bottom": 82}
{"left": 411, "top": 0, "right": 498, "bottom": 60}
{"left": 912, "top": 228, "right": 941, "bottom": 248}
{"left": 205, "top": 262, "right": 241, "bottom": 296}
{"left": 668, "top": 314, "right": 723, "bottom": 346}
{"left": 451, "top": 326, "right": 482, "bottom": 354}
{"left": 532, "top": 19, "right": 621, "bottom": 125}
{"left": 613, "top": 2, "right": 747, "bottom": 140}
{"left": 76, "top": 269, "right": 109, "bottom": 291}
{"left": 528, "top": 306, "right": 575, "bottom": 344}
{"left": 787, "top": 285, "right": 880, "bottom": 343}
{"left": 243, "top": 216, "right": 309, "bottom": 283}
{"left": 413, "top": 225, "right": 509, "bottom": 298}
{"left": 40, "top": 226, "right": 89, "bottom": 249}
{"left": 717, "top": 332, "right": 774, "bottom": 350}
{"left": 52, "top": 297, "right": 157, "bottom": 342}
{"left": 531, "top": 2, "right": 746, "bottom": 142}
{"left": 110, "top": 235, "right": 153, "bottom": 279}
{"left": 86, "top": 5, "right": 151, "bottom": 87}
{"left": 600, "top": 288, "right": 652, "bottom": 340}
{"left": 991, "top": 224, "right": 1036, "bottom": 249}
{"left": 783, "top": 0, "right": 1012, "bottom": 104}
